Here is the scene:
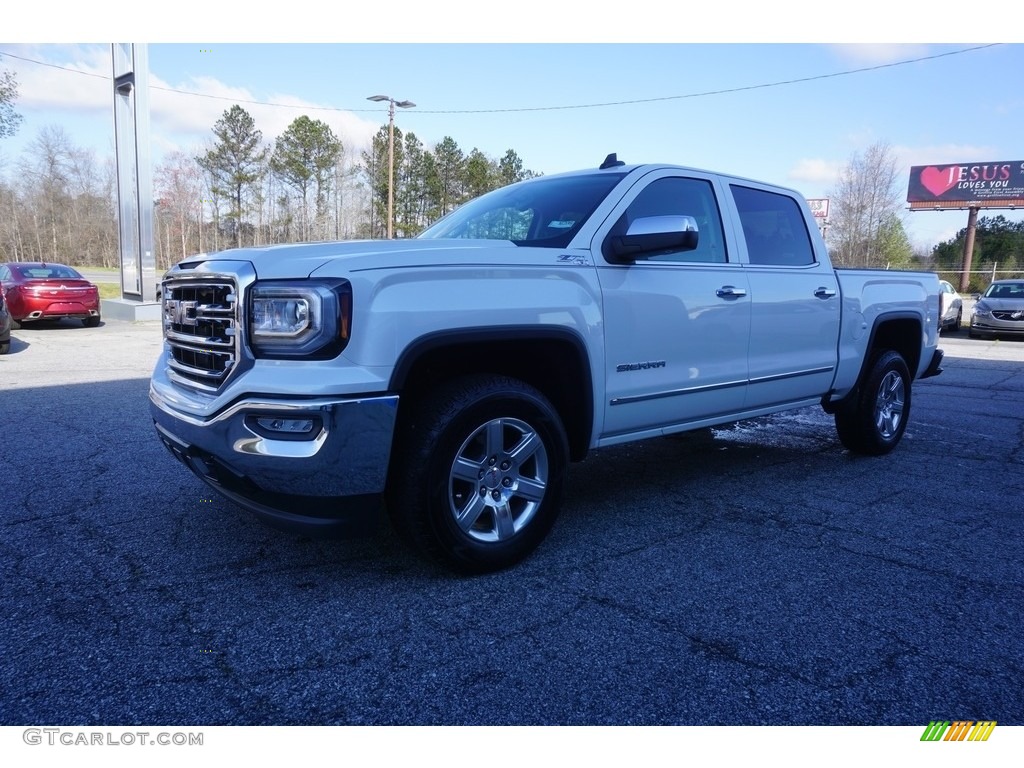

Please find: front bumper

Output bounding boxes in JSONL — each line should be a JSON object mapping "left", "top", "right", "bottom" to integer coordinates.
{"left": 970, "top": 316, "right": 1024, "bottom": 336}
{"left": 150, "top": 383, "right": 399, "bottom": 536}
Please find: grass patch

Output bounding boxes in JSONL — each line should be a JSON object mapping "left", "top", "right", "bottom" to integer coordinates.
{"left": 98, "top": 283, "right": 122, "bottom": 300}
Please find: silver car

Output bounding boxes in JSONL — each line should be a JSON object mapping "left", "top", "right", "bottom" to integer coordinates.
{"left": 970, "top": 279, "right": 1024, "bottom": 339}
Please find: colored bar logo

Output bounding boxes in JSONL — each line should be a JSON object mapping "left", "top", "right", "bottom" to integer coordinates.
{"left": 920, "top": 721, "right": 996, "bottom": 741}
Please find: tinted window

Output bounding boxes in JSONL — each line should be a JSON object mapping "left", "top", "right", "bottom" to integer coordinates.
{"left": 13, "top": 264, "right": 84, "bottom": 280}
{"left": 609, "top": 177, "right": 727, "bottom": 263}
{"left": 732, "top": 185, "right": 815, "bottom": 266}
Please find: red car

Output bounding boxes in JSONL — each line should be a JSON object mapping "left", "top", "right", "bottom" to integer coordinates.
{"left": 0, "top": 262, "right": 101, "bottom": 328}
{"left": 0, "top": 280, "right": 11, "bottom": 354}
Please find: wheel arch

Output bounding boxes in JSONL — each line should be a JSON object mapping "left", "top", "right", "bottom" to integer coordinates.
{"left": 824, "top": 312, "right": 923, "bottom": 414}
{"left": 389, "top": 326, "right": 594, "bottom": 462}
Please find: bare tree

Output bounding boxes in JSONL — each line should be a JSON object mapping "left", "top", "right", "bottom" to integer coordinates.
{"left": 155, "top": 151, "right": 203, "bottom": 268}
{"left": 826, "top": 141, "right": 909, "bottom": 267}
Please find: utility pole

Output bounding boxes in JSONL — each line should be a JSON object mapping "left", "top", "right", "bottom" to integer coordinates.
{"left": 960, "top": 206, "right": 979, "bottom": 293}
{"left": 366, "top": 95, "right": 415, "bottom": 239}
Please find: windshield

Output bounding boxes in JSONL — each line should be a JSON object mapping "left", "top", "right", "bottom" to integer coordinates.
{"left": 418, "top": 172, "right": 627, "bottom": 248}
{"left": 984, "top": 281, "right": 1024, "bottom": 299}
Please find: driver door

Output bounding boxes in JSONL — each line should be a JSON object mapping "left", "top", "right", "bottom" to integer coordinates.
{"left": 594, "top": 172, "right": 751, "bottom": 440}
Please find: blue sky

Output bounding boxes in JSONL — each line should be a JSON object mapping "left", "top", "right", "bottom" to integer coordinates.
{"left": 2, "top": 5, "right": 1023, "bottom": 252}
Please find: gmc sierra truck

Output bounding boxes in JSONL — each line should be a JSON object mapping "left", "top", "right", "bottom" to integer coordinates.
{"left": 151, "top": 155, "right": 944, "bottom": 573}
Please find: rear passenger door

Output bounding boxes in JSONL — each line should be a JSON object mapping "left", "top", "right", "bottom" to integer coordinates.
{"left": 729, "top": 184, "right": 840, "bottom": 409}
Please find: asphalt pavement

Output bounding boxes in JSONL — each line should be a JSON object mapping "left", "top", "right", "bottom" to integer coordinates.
{"left": 1, "top": 319, "right": 1022, "bottom": 726}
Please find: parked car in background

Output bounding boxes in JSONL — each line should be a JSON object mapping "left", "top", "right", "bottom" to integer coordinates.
{"left": 0, "top": 280, "right": 11, "bottom": 354}
{"left": 938, "top": 280, "right": 963, "bottom": 333}
{"left": 970, "top": 279, "right": 1024, "bottom": 339}
{"left": 0, "top": 263, "right": 101, "bottom": 328}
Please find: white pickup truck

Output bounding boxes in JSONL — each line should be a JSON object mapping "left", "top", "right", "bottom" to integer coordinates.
{"left": 151, "top": 155, "right": 944, "bottom": 572}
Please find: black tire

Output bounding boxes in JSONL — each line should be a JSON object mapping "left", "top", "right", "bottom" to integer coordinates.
{"left": 83, "top": 316, "right": 101, "bottom": 328}
{"left": 0, "top": 341, "right": 9, "bottom": 355}
{"left": 834, "top": 350, "right": 911, "bottom": 456}
{"left": 387, "top": 374, "right": 569, "bottom": 574}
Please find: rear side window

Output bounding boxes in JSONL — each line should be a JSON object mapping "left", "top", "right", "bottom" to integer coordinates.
{"left": 732, "top": 185, "right": 815, "bottom": 266}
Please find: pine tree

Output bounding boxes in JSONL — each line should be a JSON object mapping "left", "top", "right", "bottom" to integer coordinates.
{"left": 196, "top": 105, "right": 267, "bottom": 249}
{"left": 270, "top": 116, "right": 342, "bottom": 241}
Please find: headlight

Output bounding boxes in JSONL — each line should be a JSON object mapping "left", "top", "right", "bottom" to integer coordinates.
{"left": 249, "top": 280, "right": 351, "bottom": 359}
{"left": 973, "top": 303, "right": 991, "bottom": 319}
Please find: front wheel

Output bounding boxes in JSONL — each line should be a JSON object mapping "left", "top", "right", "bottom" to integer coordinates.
{"left": 387, "top": 375, "right": 569, "bottom": 573}
{"left": 834, "top": 350, "right": 911, "bottom": 456}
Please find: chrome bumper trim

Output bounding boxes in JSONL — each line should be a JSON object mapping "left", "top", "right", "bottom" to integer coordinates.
{"left": 150, "top": 385, "right": 399, "bottom": 499}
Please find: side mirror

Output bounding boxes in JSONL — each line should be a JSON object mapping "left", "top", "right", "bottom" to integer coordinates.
{"left": 606, "top": 215, "right": 699, "bottom": 262}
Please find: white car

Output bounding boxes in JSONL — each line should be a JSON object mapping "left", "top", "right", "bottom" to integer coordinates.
{"left": 939, "top": 280, "right": 963, "bottom": 333}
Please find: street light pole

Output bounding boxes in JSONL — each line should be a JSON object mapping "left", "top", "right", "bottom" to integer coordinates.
{"left": 367, "top": 94, "right": 415, "bottom": 239}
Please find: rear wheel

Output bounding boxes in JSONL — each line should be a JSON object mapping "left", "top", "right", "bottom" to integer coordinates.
{"left": 0, "top": 341, "right": 9, "bottom": 355}
{"left": 83, "top": 316, "right": 101, "bottom": 328}
{"left": 387, "top": 374, "right": 569, "bottom": 573}
{"left": 834, "top": 350, "right": 911, "bottom": 456}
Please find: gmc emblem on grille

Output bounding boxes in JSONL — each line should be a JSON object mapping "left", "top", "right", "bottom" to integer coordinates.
{"left": 165, "top": 299, "right": 199, "bottom": 326}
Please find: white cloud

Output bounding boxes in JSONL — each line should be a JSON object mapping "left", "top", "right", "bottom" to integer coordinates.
{"left": 826, "top": 44, "right": 932, "bottom": 66}
{"left": 787, "top": 158, "right": 842, "bottom": 187}
{"left": 2, "top": 45, "right": 383, "bottom": 167}
{"left": 148, "top": 75, "right": 381, "bottom": 162}
{"left": 3, "top": 44, "right": 110, "bottom": 114}
{"left": 891, "top": 142, "right": 1001, "bottom": 168}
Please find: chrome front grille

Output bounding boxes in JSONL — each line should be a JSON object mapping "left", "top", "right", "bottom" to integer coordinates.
{"left": 163, "top": 278, "right": 238, "bottom": 390}
{"left": 992, "top": 310, "right": 1024, "bottom": 322}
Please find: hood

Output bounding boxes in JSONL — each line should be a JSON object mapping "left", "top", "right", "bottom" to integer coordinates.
{"left": 174, "top": 238, "right": 522, "bottom": 281}
{"left": 977, "top": 297, "right": 1024, "bottom": 311}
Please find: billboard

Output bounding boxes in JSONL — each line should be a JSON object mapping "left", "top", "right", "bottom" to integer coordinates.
{"left": 907, "top": 161, "right": 1024, "bottom": 209}
{"left": 806, "top": 198, "right": 830, "bottom": 219}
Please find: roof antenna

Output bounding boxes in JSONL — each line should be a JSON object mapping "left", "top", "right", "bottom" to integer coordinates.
{"left": 600, "top": 153, "right": 625, "bottom": 170}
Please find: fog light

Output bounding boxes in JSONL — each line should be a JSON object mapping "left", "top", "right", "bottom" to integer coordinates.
{"left": 255, "top": 417, "right": 315, "bottom": 434}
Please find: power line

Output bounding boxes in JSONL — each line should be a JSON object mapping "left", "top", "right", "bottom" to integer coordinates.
{"left": 1, "top": 44, "right": 1002, "bottom": 115}
{"left": 419, "top": 44, "right": 1004, "bottom": 113}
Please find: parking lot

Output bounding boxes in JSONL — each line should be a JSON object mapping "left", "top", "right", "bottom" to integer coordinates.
{"left": 1, "top": 319, "right": 1022, "bottom": 725}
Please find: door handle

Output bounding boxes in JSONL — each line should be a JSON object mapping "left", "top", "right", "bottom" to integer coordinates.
{"left": 716, "top": 285, "right": 747, "bottom": 298}
{"left": 814, "top": 286, "right": 837, "bottom": 299}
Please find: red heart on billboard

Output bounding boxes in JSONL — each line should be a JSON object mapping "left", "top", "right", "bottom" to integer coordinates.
{"left": 920, "top": 166, "right": 958, "bottom": 197}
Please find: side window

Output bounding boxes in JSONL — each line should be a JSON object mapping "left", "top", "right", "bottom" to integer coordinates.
{"left": 611, "top": 177, "right": 727, "bottom": 263}
{"left": 732, "top": 185, "right": 816, "bottom": 267}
